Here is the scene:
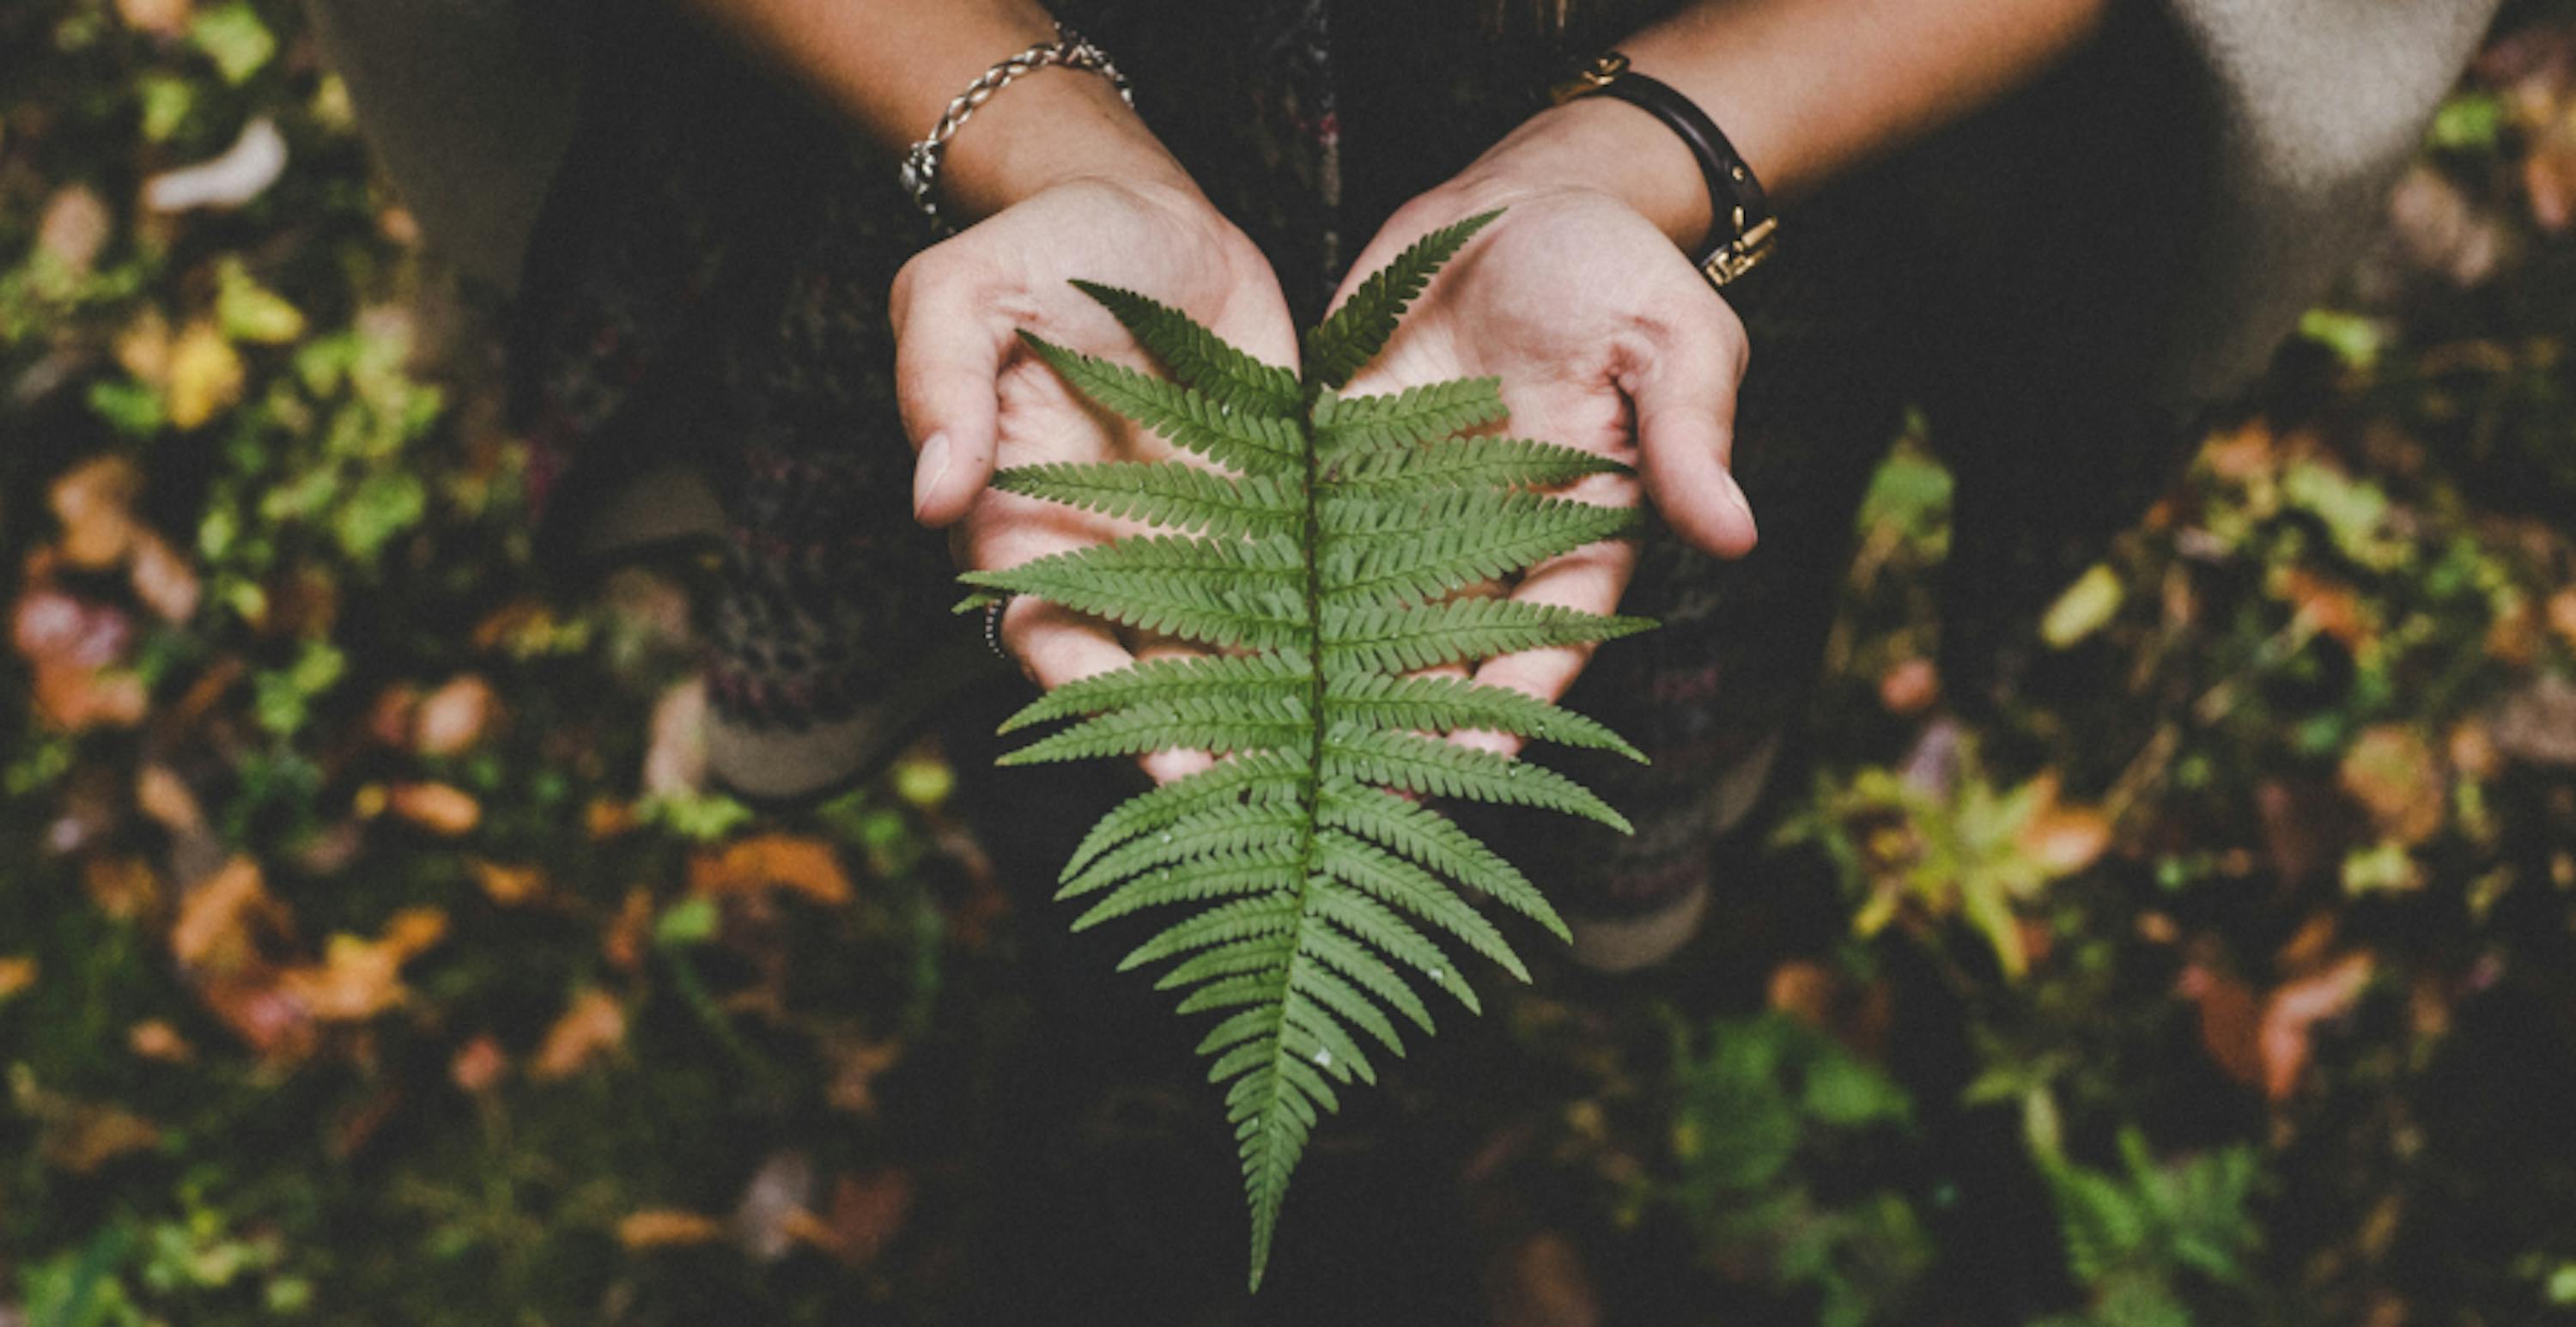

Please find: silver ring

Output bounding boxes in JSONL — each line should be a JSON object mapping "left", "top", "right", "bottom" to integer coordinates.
{"left": 982, "top": 593, "right": 1017, "bottom": 661}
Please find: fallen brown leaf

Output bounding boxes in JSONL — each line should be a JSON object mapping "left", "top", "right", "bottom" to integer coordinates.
{"left": 170, "top": 856, "right": 285, "bottom": 974}
{"left": 531, "top": 988, "right": 627, "bottom": 1081}
{"left": 784, "top": 1171, "right": 914, "bottom": 1269}
{"left": 618, "top": 1209, "right": 726, "bottom": 1251}
{"left": 197, "top": 977, "right": 315, "bottom": 1060}
{"left": 450, "top": 1035, "right": 507, "bottom": 1093}
{"left": 603, "top": 887, "right": 653, "bottom": 972}
{"left": 823, "top": 1036, "right": 904, "bottom": 1117}
{"left": 128, "top": 1020, "right": 194, "bottom": 1062}
{"left": 136, "top": 764, "right": 206, "bottom": 835}
{"left": 112, "top": 0, "right": 191, "bottom": 37}
{"left": 2339, "top": 725, "right": 2444, "bottom": 846}
{"left": 276, "top": 909, "right": 447, "bottom": 1021}
{"left": 1878, "top": 657, "right": 1940, "bottom": 715}
{"left": 469, "top": 858, "right": 544, "bottom": 907}
{"left": 82, "top": 855, "right": 161, "bottom": 922}
{"left": 2177, "top": 962, "right": 2265, "bottom": 1091}
{"left": 690, "top": 836, "right": 853, "bottom": 908}
{"left": 44, "top": 1104, "right": 161, "bottom": 1173}
{"left": 2261, "top": 953, "right": 2376, "bottom": 1102}
{"left": 1485, "top": 1231, "right": 1602, "bottom": 1327}
{"left": 387, "top": 782, "right": 482, "bottom": 836}
{"left": 0, "top": 956, "right": 37, "bottom": 1001}
{"left": 48, "top": 456, "right": 141, "bottom": 569}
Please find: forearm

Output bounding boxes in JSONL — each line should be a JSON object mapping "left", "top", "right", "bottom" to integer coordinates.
{"left": 678, "top": 0, "right": 1196, "bottom": 222}
{"left": 1461, "top": 0, "right": 2107, "bottom": 249}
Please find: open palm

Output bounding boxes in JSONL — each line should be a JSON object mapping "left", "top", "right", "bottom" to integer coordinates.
{"left": 892, "top": 178, "right": 1299, "bottom": 779}
{"left": 1328, "top": 186, "right": 1758, "bottom": 738}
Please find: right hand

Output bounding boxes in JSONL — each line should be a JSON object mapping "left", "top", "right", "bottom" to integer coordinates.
{"left": 889, "top": 176, "right": 1299, "bottom": 781}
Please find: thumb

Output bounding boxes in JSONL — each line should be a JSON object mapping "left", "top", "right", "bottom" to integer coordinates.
{"left": 1631, "top": 328, "right": 1758, "bottom": 559}
{"left": 892, "top": 287, "right": 1008, "bottom": 528}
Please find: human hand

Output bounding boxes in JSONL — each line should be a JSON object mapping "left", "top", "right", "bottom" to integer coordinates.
{"left": 1325, "top": 171, "right": 1756, "bottom": 751}
{"left": 890, "top": 176, "right": 1298, "bottom": 781}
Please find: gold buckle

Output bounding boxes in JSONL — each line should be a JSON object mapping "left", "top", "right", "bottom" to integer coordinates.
{"left": 1546, "top": 52, "right": 1630, "bottom": 107}
{"left": 1698, "top": 215, "right": 1777, "bottom": 289}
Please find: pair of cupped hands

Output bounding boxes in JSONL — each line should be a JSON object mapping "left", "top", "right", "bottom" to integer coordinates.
{"left": 890, "top": 171, "right": 1759, "bottom": 782}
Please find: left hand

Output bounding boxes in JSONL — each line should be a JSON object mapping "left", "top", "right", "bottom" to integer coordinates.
{"left": 1328, "top": 159, "right": 1758, "bottom": 745}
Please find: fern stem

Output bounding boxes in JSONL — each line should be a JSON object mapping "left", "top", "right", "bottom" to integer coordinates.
{"left": 1242, "top": 368, "right": 1338, "bottom": 1294}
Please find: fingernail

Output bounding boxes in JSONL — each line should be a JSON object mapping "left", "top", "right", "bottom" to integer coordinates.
{"left": 1719, "top": 470, "right": 1759, "bottom": 542}
{"left": 912, "top": 432, "right": 951, "bottom": 519}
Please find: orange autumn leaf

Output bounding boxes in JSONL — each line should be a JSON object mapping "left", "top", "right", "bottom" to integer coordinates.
{"left": 450, "top": 1035, "right": 507, "bottom": 1093}
{"left": 31, "top": 660, "right": 148, "bottom": 731}
{"left": 113, "top": 0, "right": 191, "bottom": 37}
{"left": 82, "top": 855, "right": 161, "bottom": 922}
{"left": 388, "top": 782, "right": 481, "bottom": 836}
{"left": 49, "top": 456, "right": 142, "bottom": 569}
{"left": 531, "top": 988, "right": 628, "bottom": 1080}
{"left": 136, "top": 764, "right": 206, "bottom": 835}
{"left": 128, "top": 1020, "right": 194, "bottom": 1062}
{"left": 2276, "top": 568, "right": 2374, "bottom": 651}
{"left": 2339, "top": 725, "right": 2444, "bottom": 846}
{"left": 2178, "top": 962, "right": 2265, "bottom": 1091}
{"left": 198, "top": 977, "right": 316, "bottom": 1060}
{"left": 276, "top": 909, "right": 447, "bottom": 1022}
{"left": 114, "top": 307, "right": 173, "bottom": 384}
{"left": 603, "top": 886, "right": 653, "bottom": 972}
{"left": 586, "top": 797, "right": 639, "bottom": 840}
{"left": 44, "top": 1105, "right": 161, "bottom": 1174}
{"left": 1878, "top": 657, "right": 1940, "bottom": 715}
{"left": 617, "top": 1209, "right": 726, "bottom": 1251}
{"left": 0, "top": 956, "right": 36, "bottom": 1001}
{"left": 2020, "top": 801, "right": 2113, "bottom": 876}
{"left": 690, "top": 836, "right": 854, "bottom": 908}
{"left": 170, "top": 856, "right": 286, "bottom": 974}
{"left": 2261, "top": 952, "right": 2376, "bottom": 1102}
{"left": 469, "top": 858, "right": 544, "bottom": 907}
{"left": 823, "top": 1037, "right": 904, "bottom": 1117}
{"left": 784, "top": 1171, "right": 915, "bottom": 1268}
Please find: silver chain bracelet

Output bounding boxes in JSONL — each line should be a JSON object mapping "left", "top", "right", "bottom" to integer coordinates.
{"left": 900, "top": 22, "right": 1133, "bottom": 234}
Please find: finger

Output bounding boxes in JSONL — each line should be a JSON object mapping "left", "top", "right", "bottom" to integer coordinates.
{"left": 1001, "top": 595, "right": 1134, "bottom": 692}
{"left": 1130, "top": 634, "right": 1219, "bottom": 786}
{"left": 891, "top": 269, "right": 1012, "bottom": 528}
{"left": 1628, "top": 311, "right": 1759, "bottom": 559}
{"left": 1461, "top": 534, "right": 1637, "bottom": 759}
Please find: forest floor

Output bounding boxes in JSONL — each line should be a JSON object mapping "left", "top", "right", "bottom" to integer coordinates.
{"left": 9, "top": 3, "right": 2576, "bottom": 1324}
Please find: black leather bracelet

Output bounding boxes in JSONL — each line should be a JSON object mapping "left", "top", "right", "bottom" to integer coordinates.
{"left": 1549, "top": 53, "right": 1777, "bottom": 289}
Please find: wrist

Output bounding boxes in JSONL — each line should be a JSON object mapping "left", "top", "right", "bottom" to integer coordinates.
{"left": 937, "top": 71, "right": 1199, "bottom": 222}
{"left": 1451, "top": 98, "right": 1713, "bottom": 255}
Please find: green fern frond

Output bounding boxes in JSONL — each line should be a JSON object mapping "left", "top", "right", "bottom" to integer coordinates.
{"left": 1320, "top": 597, "right": 1651, "bottom": 673}
{"left": 1070, "top": 279, "right": 1303, "bottom": 413}
{"left": 1018, "top": 332, "right": 1305, "bottom": 476}
{"left": 1327, "top": 436, "right": 1629, "bottom": 496}
{"left": 1313, "top": 378, "right": 1508, "bottom": 454}
{"left": 967, "top": 207, "right": 1654, "bottom": 1291}
{"left": 1301, "top": 210, "right": 1502, "bottom": 389}
{"left": 992, "top": 462, "right": 1298, "bottom": 539}
{"left": 1318, "top": 673, "right": 1645, "bottom": 759}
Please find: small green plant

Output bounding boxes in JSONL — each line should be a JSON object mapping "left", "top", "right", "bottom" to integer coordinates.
{"left": 963, "top": 210, "right": 1649, "bottom": 1287}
